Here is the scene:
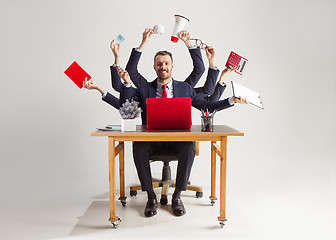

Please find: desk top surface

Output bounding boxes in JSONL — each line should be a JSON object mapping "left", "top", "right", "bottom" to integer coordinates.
{"left": 91, "top": 125, "right": 244, "bottom": 140}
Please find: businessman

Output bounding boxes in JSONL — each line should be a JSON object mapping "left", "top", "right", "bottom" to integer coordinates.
{"left": 107, "top": 29, "right": 206, "bottom": 109}
{"left": 112, "top": 51, "right": 247, "bottom": 218}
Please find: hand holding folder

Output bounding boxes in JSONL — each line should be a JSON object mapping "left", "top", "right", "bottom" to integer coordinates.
{"left": 64, "top": 61, "right": 91, "bottom": 88}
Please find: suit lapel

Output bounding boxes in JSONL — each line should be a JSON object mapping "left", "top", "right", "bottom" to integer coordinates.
{"left": 172, "top": 79, "right": 178, "bottom": 98}
{"left": 148, "top": 80, "right": 157, "bottom": 98}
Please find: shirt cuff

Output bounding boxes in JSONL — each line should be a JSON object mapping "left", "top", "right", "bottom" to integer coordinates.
{"left": 112, "top": 64, "right": 119, "bottom": 68}
{"left": 218, "top": 82, "right": 226, "bottom": 87}
{"left": 135, "top": 48, "right": 142, "bottom": 52}
{"left": 124, "top": 83, "right": 132, "bottom": 88}
{"left": 102, "top": 92, "right": 108, "bottom": 98}
{"left": 228, "top": 97, "right": 235, "bottom": 105}
{"left": 209, "top": 66, "right": 219, "bottom": 71}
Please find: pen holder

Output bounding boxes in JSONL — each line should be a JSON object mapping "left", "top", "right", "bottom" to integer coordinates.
{"left": 201, "top": 116, "right": 213, "bottom": 132}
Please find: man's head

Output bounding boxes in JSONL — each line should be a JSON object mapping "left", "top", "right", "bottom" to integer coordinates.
{"left": 153, "top": 50, "right": 174, "bottom": 83}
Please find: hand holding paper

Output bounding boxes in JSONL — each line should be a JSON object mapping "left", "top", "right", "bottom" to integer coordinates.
{"left": 233, "top": 96, "right": 248, "bottom": 104}
{"left": 110, "top": 39, "right": 120, "bottom": 64}
{"left": 231, "top": 81, "right": 264, "bottom": 109}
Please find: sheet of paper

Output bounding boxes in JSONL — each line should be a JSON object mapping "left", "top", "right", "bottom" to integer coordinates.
{"left": 231, "top": 81, "right": 264, "bottom": 109}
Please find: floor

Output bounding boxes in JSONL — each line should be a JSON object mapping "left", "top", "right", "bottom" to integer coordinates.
{"left": 1, "top": 184, "right": 335, "bottom": 240}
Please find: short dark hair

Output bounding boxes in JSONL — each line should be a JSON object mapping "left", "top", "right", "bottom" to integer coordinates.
{"left": 154, "top": 50, "right": 173, "bottom": 63}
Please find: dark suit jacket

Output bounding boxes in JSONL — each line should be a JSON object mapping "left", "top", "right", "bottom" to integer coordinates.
{"left": 125, "top": 48, "right": 209, "bottom": 91}
{"left": 110, "top": 65, "right": 122, "bottom": 93}
{"left": 113, "top": 79, "right": 233, "bottom": 125}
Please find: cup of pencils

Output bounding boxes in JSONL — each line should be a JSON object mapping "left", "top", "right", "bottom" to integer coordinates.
{"left": 201, "top": 109, "right": 216, "bottom": 132}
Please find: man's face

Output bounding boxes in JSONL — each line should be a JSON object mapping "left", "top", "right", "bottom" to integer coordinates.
{"left": 153, "top": 55, "right": 174, "bottom": 81}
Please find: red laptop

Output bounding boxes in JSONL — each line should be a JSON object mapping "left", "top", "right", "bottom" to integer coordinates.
{"left": 146, "top": 98, "right": 191, "bottom": 130}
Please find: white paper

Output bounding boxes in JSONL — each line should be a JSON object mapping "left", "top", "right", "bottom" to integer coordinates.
{"left": 231, "top": 81, "right": 264, "bottom": 109}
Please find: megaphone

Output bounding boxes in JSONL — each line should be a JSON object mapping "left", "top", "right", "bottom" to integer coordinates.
{"left": 171, "top": 14, "right": 190, "bottom": 43}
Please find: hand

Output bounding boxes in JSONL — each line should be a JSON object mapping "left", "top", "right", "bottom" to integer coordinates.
{"left": 83, "top": 77, "right": 99, "bottom": 90}
{"left": 110, "top": 39, "right": 120, "bottom": 65}
{"left": 205, "top": 46, "right": 216, "bottom": 67}
{"left": 178, "top": 30, "right": 193, "bottom": 48}
{"left": 233, "top": 96, "right": 248, "bottom": 104}
{"left": 83, "top": 77, "right": 105, "bottom": 95}
{"left": 219, "top": 65, "right": 236, "bottom": 84}
{"left": 138, "top": 28, "right": 154, "bottom": 50}
{"left": 116, "top": 66, "right": 131, "bottom": 85}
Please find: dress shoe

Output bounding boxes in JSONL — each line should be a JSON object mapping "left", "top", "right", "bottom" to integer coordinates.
{"left": 172, "top": 198, "right": 186, "bottom": 216}
{"left": 144, "top": 198, "right": 157, "bottom": 217}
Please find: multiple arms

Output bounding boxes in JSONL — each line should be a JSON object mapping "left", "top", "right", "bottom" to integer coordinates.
{"left": 83, "top": 27, "right": 248, "bottom": 113}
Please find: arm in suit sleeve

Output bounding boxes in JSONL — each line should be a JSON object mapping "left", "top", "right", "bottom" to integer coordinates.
{"left": 190, "top": 85, "right": 233, "bottom": 113}
{"left": 102, "top": 92, "right": 120, "bottom": 109}
{"left": 119, "top": 84, "right": 139, "bottom": 107}
{"left": 125, "top": 48, "right": 148, "bottom": 88}
{"left": 110, "top": 65, "right": 123, "bottom": 93}
{"left": 184, "top": 47, "right": 205, "bottom": 88}
{"left": 194, "top": 67, "right": 219, "bottom": 96}
{"left": 206, "top": 82, "right": 226, "bottom": 102}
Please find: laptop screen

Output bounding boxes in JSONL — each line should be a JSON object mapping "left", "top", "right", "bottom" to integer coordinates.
{"left": 146, "top": 98, "right": 191, "bottom": 130}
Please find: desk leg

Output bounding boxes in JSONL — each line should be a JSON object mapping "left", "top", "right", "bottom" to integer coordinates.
{"left": 108, "top": 137, "right": 120, "bottom": 228}
{"left": 210, "top": 141, "right": 217, "bottom": 205}
{"left": 218, "top": 136, "right": 227, "bottom": 228}
{"left": 118, "top": 141, "right": 127, "bottom": 206}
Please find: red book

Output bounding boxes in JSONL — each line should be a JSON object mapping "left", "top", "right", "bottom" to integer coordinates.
{"left": 64, "top": 61, "right": 91, "bottom": 88}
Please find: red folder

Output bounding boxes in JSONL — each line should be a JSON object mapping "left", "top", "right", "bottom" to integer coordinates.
{"left": 64, "top": 61, "right": 91, "bottom": 88}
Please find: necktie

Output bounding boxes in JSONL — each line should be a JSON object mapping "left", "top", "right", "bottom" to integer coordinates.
{"left": 162, "top": 85, "right": 167, "bottom": 98}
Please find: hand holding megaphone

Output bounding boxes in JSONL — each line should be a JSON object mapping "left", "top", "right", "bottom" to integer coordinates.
{"left": 171, "top": 14, "right": 190, "bottom": 43}
{"left": 178, "top": 30, "right": 194, "bottom": 48}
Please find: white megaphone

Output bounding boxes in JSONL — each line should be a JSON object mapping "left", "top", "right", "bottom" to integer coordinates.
{"left": 171, "top": 14, "right": 190, "bottom": 43}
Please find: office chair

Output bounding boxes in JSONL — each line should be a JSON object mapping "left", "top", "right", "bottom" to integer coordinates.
{"left": 129, "top": 141, "right": 203, "bottom": 205}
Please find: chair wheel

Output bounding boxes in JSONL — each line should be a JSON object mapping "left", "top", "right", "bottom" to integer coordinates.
{"left": 130, "top": 190, "right": 137, "bottom": 197}
{"left": 196, "top": 191, "right": 203, "bottom": 198}
{"left": 121, "top": 200, "right": 126, "bottom": 206}
{"left": 111, "top": 218, "right": 121, "bottom": 229}
{"left": 160, "top": 197, "right": 168, "bottom": 205}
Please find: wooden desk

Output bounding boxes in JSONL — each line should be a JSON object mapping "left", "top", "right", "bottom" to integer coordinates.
{"left": 91, "top": 125, "right": 244, "bottom": 228}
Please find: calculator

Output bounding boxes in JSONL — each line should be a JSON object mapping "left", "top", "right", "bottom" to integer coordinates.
{"left": 225, "top": 51, "right": 248, "bottom": 75}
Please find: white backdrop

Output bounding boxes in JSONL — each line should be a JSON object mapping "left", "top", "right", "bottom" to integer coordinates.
{"left": 0, "top": 0, "right": 335, "bottom": 239}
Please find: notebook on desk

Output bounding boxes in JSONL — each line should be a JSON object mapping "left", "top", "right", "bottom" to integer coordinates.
{"left": 146, "top": 98, "right": 192, "bottom": 130}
